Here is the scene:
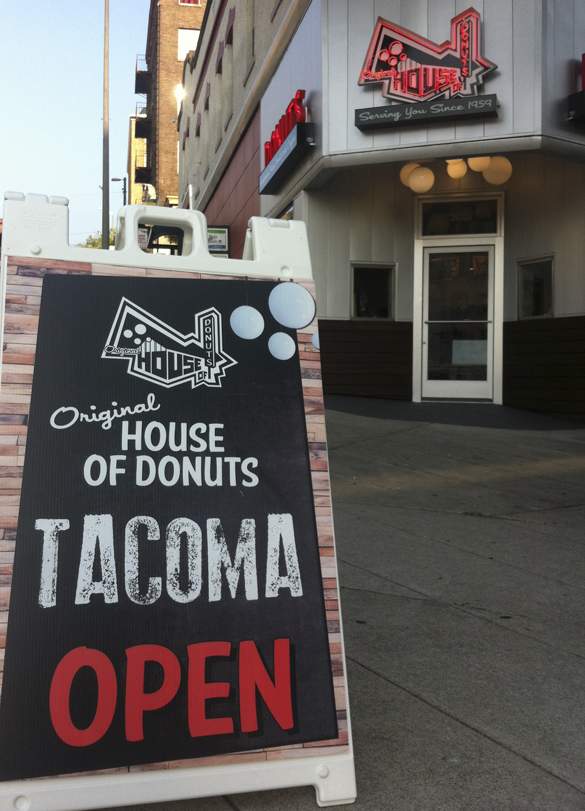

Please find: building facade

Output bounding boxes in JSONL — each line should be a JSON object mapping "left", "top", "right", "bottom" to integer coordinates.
{"left": 134, "top": 0, "right": 207, "bottom": 206}
{"left": 127, "top": 115, "right": 148, "bottom": 206}
{"left": 179, "top": 0, "right": 585, "bottom": 420}
{"left": 178, "top": 0, "right": 313, "bottom": 257}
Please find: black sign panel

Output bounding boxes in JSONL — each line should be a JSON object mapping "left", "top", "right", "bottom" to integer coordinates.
{"left": 0, "top": 275, "right": 336, "bottom": 780}
{"left": 355, "top": 94, "right": 498, "bottom": 130}
{"left": 259, "top": 123, "right": 315, "bottom": 195}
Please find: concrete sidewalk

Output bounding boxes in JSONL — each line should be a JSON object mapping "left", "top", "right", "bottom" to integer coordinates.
{"left": 104, "top": 397, "right": 585, "bottom": 811}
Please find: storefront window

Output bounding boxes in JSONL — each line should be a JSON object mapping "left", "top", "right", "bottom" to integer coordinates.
{"left": 352, "top": 266, "right": 393, "bottom": 319}
{"left": 421, "top": 199, "right": 498, "bottom": 236}
{"left": 518, "top": 258, "right": 553, "bottom": 318}
{"left": 278, "top": 203, "right": 294, "bottom": 221}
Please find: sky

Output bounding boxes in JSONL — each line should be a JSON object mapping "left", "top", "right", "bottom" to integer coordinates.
{"left": 0, "top": 0, "right": 149, "bottom": 244}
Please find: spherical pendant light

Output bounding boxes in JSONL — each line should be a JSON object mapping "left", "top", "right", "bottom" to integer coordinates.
{"left": 447, "top": 161, "right": 468, "bottom": 179}
{"left": 445, "top": 159, "right": 464, "bottom": 164}
{"left": 399, "top": 162, "right": 420, "bottom": 186}
{"left": 408, "top": 166, "right": 435, "bottom": 193}
{"left": 482, "top": 156, "right": 513, "bottom": 185}
{"left": 468, "top": 156, "right": 491, "bottom": 172}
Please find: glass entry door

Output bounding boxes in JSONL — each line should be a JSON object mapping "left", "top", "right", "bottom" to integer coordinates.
{"left": 422, "top": 247, "right": 494, "bottom": 399}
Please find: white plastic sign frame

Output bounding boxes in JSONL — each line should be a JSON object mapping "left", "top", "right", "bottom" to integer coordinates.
{"left": 0, "top": 193, "right": 356, "bottom": 810}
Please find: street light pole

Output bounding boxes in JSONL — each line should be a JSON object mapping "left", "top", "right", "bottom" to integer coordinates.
{"left": 102, "top": 0, "right": 110, "bottom": 249}
{"left": 112, "top": 177, "right": 127, "bottom": 206}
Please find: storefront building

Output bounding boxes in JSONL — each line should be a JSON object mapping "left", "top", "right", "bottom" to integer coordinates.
{"left": 179, "top": 0, "right": 585, "bottom": 420}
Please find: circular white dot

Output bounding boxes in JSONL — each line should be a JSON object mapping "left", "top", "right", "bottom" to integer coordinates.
{"left": 268, "top": 282, "right": 316, "bottom": 330}
{"left": 135, "top": 324, "right": 147, "bottom": 334}
{"left": 317, "top": 765, "right": 329, "bottom": 779}
{"left": 312, "top": 332, "right": 320, "bottom": 350}
{"left": 123, "top": 329, "right": 133, "bottom": 338}
{"left": 14, "top": 797, "right": 30, "bottom": 811}
{"left": 134, "top": 338, "right": 141, "bottom": 345}
{"left": 230, "top": 305, "right": 264, "bottom": 340}
{"left": 268, "top": 332, "right": 296, "bottom": 360}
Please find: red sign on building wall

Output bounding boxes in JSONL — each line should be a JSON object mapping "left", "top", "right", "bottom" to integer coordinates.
{"left": 358, "top": 7, "right": 496, "bottom": 104}
{"left": 264, "top": 90, "right": 307, "bottom": 168}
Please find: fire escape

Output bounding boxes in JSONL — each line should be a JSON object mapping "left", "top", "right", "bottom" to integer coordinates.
{"left": 134, "top": 55, "right": 153, "bottom": 188}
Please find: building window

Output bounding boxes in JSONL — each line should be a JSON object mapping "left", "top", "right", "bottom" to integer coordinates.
{"left": 518, "top": 258, "right": 553, "bottom": 318}
{"left": 421, "top": 199, "right": 498, "bottom": 236}
{"left": 352, "top": 266, "right": 394, "bottom": 319}
{"left": 178, "top": 29, "right": 200, "bottom": 61}
{"left": 278, "top": 203, "right": 294, "bottom": 221}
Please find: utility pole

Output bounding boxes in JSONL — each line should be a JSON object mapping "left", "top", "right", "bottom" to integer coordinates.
{"left": 102, "top": 0, "right": 110, "bottom": 249}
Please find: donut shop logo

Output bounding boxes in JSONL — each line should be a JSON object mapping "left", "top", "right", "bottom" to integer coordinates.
{"left": 102, "top": 298, "right": 236, "bottom": 389}
{"left": 358, "top": 7, "right": 496, "bottom": 104}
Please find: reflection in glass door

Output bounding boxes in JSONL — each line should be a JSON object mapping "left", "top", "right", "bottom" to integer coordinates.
{"left": 422, "top": 247, "right": 494, "bottom": 399}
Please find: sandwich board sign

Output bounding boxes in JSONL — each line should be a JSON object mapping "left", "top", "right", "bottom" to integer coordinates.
{"left": 0, "top": 194, "right": 356, "bottom": 810}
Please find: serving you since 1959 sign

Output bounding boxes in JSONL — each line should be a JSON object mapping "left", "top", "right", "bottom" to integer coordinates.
{"left": 0, "top": 261, "right": 346, "bottom": 784}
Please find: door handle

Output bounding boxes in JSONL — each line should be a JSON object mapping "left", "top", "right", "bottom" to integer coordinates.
{"left": 424, "top": 320, "right": 492, "bottom": 324}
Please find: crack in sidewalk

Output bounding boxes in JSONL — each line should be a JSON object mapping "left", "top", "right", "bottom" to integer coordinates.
{"left": 347, "top": 657, "right": 585, "bottom": 799}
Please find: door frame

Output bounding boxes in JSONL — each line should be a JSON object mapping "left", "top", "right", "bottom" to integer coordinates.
{"left": 422, "top": 244, "right": 495, "bottom": 399}
{"left": 412, "top": 192, "right": 504, "bottom": 404}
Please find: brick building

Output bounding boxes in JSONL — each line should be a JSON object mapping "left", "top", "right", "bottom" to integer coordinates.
{"left": 134, "top": 0, "right": 207, "bottom": 206}
{"left": 177, "top": 0, "right": 311, "bottom": 257}
{"left": 126, "top": 115, "right": 148, "bottom": 206}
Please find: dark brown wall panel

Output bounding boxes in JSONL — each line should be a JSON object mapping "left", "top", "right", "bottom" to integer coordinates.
{"left": 319, "top": 320, "right": 413, "bottom": 400}
{"left": 503, "top": 316, "right": 585, "bottom": 421}
{"left": 204, "top": 109, "right": 260, "bottom": 259}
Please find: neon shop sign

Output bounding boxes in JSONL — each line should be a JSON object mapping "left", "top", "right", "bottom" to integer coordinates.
{"left": 358, "top": 7, "right": 496, "bottom": 104}
{"left": 264, "top": 90, "right": 306, "bottom": 168}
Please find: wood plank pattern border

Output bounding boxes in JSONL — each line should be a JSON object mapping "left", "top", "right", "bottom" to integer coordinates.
{"left": 319, "top": 319, "right": 413, "bottom": 400}
{"left": 0, "top": 258, "right": 348, "bottom": 779}
{"left": 503, "top": 316, "right": 585, "bottom": 421}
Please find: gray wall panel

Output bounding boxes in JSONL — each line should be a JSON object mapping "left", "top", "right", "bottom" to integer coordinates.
{"left": 557, "top": 161, "right": 585, "bottom": 315}
{"left": 305, "top": 165, "right": 415, "bottom": 321}
{"left": 303, "top": 189, "right": 330, "bottom": 316}
{"left": 392, "top": 178, "right": 415, "bottom": 320}
{"left": 326, "top": 173, "right": 352, "bottom": 318}
{"left": 503, "top": 154, "right": 585, "bottom": 320}
{"left": 324, "top": 0, "right": 562, "bottom": 156}
{"left": 426, "top": 0, "right": 458, "bottom": 143}
{"left": 349, "top": 166, "right": 374, "bottom": 263}
{"left": 372, "top": 163, "right": 397, "bottom": 265}
{"left": 512, "top": 0, "right": 540, "bottom": 133}
{"left": 347, "top": 2, "right": 377, "bottom": 153}
{"left": 308, "top": 153, "right": 585, "bottom": 324}
{"left": 327, "top": 0, "right": 349, "bottom": 153}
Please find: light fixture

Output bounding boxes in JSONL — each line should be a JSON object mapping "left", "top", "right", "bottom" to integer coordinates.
{"left": 445, "top": 158, "right": 464, "bottom": 164}
{"left": 399, "top": 162, "right": 420, "bottom": 186}
{"left": 468, "top": 156, "right": 491, "bottom": 172}
{"left": 482, "top": 156, "right": 512, "bottom": 185}
{"left": 408, "top": 166, "right": 435, "bottom": 193}
{"left": 447, "top": 161, "right": 468, "bottom": 179}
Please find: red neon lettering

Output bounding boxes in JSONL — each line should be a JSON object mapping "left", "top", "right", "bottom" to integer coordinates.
{"left": 239, "top": 638, "right": 293, "bottom": 733}
{"left": 49, "top": 647, "right": 117, "bottom": 747}
{"left": 125, "top": 644, "right": 181, "bottom": 742}
{"left": 188, "top": 641, "right": 233, "bottom": 738}
{"left": 423, "top": 67, "right": 435, "bottom": 93}
{"left": 264, "top": 90, "right": 306, "bottom": 168}
{"left": 293, "top": 89, "right": 306, "bottom": 124}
